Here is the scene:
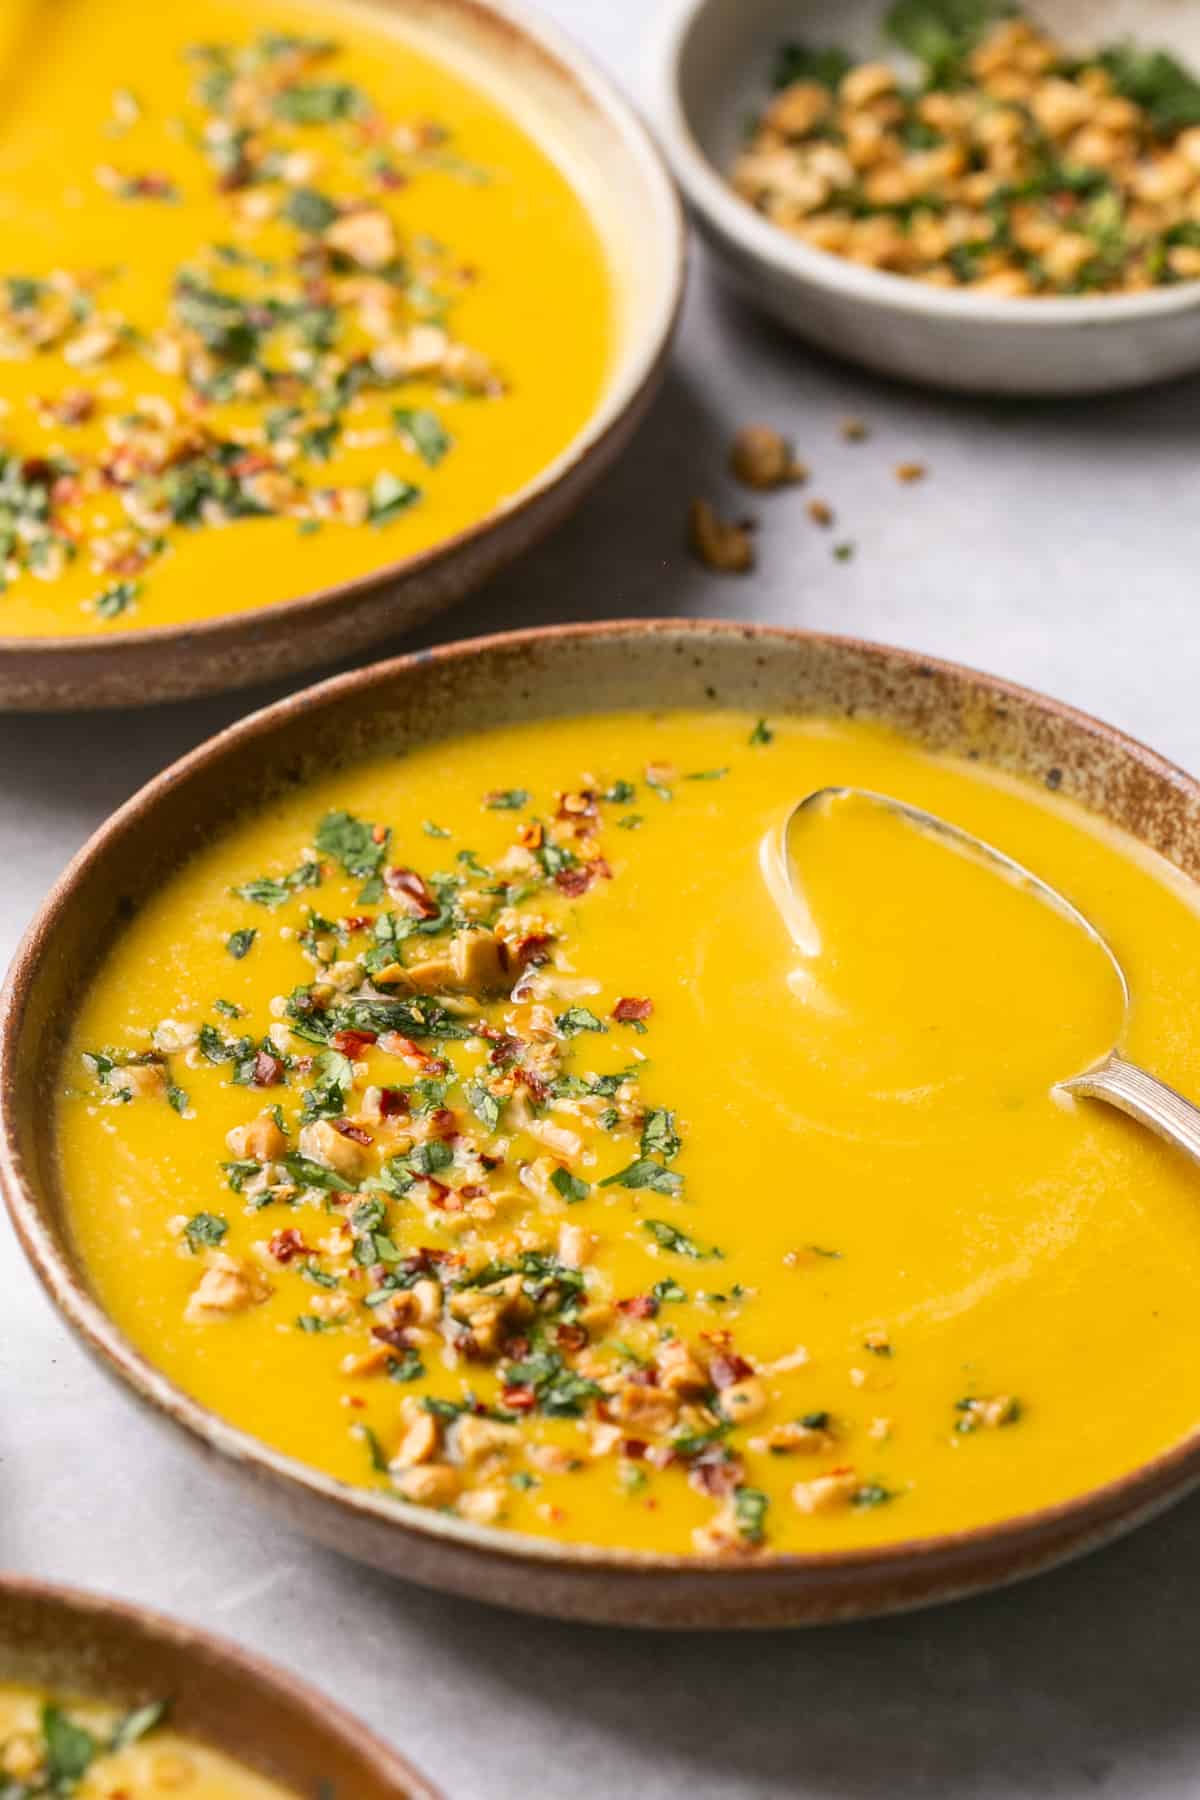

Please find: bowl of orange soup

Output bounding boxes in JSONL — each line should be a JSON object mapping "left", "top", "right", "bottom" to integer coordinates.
{"left": 7, "top": 619, "right": 1200, "bottom": 1627}
{"left": 0, "top": 1577, "right": 439, "bottom": 1795}
{"left": 0, "top": 0, "right": 682, "bottom": 708}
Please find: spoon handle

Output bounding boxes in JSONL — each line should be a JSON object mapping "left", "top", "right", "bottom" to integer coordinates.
{"left": 1060, "top": 1052, "right": 1200, "bottom": 1169}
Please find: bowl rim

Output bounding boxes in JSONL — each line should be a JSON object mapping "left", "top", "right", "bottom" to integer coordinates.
{"left": 6, "top": 615, "right": 1200, "bottom": 1596}
{"left": 0, "top": 0, "right": 686, "bottom": 666}
{"left": 0, "top": 1574, "right": 443, "bottom": 1796}
{"left": 646, "top": 0, "right": 1200, "bottom": 330}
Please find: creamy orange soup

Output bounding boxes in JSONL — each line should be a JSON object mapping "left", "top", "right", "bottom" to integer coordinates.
{"left": 0, "top": 0, "right": 611, "bottom": 634}
{"left": 0, "top": 1685, "right": 293, "bottom": 1797}
{"left": 56, "top": 711, "right": 1200, "bottom": 1556}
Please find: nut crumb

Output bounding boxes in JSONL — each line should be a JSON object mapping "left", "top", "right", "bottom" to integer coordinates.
{"left": 807, "top": 499, "right": 834, "bottom": 528}
{"left": 689, "top": 497, "right": 756, "bottom": 573}
{"left": 840, "top": 417, "right": 870, "bottom": 442}
{"left": 729, "top": 423, "right": 807, "bottom": 490}
{"left": 895, "top": 461, "right": 927, "bottom": 483}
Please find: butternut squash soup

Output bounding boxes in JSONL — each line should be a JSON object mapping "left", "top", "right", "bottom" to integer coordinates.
{"left": 56, "top": 711, "right": 1200, "bottom": 1557}
{"left": 0, "top": 0, "right": 611, "bottom": 635}
{"left": 0, "top": 1685, "right": 293, "bottom": 1796}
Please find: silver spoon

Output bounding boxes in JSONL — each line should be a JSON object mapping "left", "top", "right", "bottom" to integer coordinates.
{"left": 777, "top": 786, "right": 1200, "bottom": 1168}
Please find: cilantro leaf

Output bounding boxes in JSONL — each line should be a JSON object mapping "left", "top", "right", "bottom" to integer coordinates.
{"left": 367, "top": 470, "right": 421, "bottom": 525}
{"left": 315, "top": 810, "right": 388, "bottom": 883}
{"left": 110, "top": 1700, "right": 169, "bottom": 1750}
{"left": 640, "top": 1107, "right": 681, "bottom": 1164}
{"left": 733, "top": 1485, "right": 769, "bottom": 1544}
{"left": 393, "top": 406, "right": 452, "bottom": 466}
{"left": 555, "top": 1006, "right": 605, "bottom": 1038}
{"left": 551, "top": 1166, "right": 589, "bottom": 1203}
{"left": 42, "top": 1705, "right": 96, "bottom": 1784}
{"left": 602, "top": 1159, "right": 683, "bottom": 1196}
{"left": 642, "top": 1218, "right": 721, "bottom": 1258}
{"left": 184, "top": 1211, "right": 228, "bottom": 1251}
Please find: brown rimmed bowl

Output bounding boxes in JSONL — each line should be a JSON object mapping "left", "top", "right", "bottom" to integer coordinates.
{"left": 0, "top": 0, "right": 684, "bottom": 712}
{"left": 5, "top": 618, "right": 1200, "bottom": 1628}
{"left": 0, "top": 1577, "right": 441, "bottom": 1796}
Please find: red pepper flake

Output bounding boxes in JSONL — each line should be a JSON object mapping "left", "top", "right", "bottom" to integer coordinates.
{"left": 333, "top": 1119, "right": 373, "bottom": 1146}
{"left": 515, "top": 932, "right": 554, "bottom": 968}
{"left": 689, "top": 1452, "right": 743, "bottom": 1498}
{"left": 268, "top": 1228, "right": 308, "bottom": 1264}
{"left": 612, "top": 997, "right": 653, "bottom": 1023}
{"left": 331, "top": 1028, "right": 377, "bottom": 1056}
{"left": 252, "top": 1048, "right": 285, "bottom": 1088}
{"left": 617, "top": 1295, "right": 658, "bottom": 1320}
{"left": 502, "top": 1334, "right": 531, "bottom": 1361}
{"left": 514, "top": 1065, "right": 548, "bottom": 1104}
{"left": 555, "top": 1323, "right": 588, "bottom": 1353}
{"left": 371, "top": 823, "right": 388, "bottom": 843}
{"left": 49, "top": 389, "right": 95, "bottom": 426}
{"left": 341, "top": 915, "right": 373, "bottom": 933}
{"left": 378, "top": 1087, "right": 409, "bottom": 1118}
{"left": 383, "top": 866, "right": 439, "bottom": 918}
{"left": 230, "top": 451, "right": 275, "bottom": 479}
{"left": 620, "top": 1438, "right": 647, "bottom": 1459}
{"left": 708, "top": 1352, "right": 754, "bottom": 1390}
{"left": 501, "top": 1384, "right": 537, "bottom": 1412}
{"left": 554, "top": 864, "right": 595, "bottom": 898}
{"left": 371, "top": 1323, "right": 414, "bottom": 1350}
{"left": 125, "top": 171, "right": 175, "bottom": 199}
{"left": 425, "top": 1106, "right": 458, "bottom": 1139}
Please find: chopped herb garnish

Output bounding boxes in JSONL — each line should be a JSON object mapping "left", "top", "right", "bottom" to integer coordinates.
{"left": 551, "top": 1166, "right": 589, "bottom": 1203}
{"left": 393, "top": 406, "right": 452, "bottom": 465}
{"left": 603, "top": 1160, "right": 683, "bottom": 1196}
{"left": 556, "top": 1006, "right": 606, "bottom": 1037}
{"left": 184, "top": 1211, "right": 228, "bottom": 1251}
{"left": 367, "top": 470, "right": 422, "bottom": 525}
{"left": 642, "top": 1218, "right": 720, "bottom": 1258}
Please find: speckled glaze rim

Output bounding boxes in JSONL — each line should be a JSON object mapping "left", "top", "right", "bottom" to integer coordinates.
{"left": 647, "top": 0, "right": 1200, "bottom": 326}
{"left": 0, "top": 0, "right": 685, "bottom": 710}
{"left": 6, "top": 618, "right": 1200, "bottom": 1628}
{"left": 0, "top": 1576, "right": 443, "bottom": 1796}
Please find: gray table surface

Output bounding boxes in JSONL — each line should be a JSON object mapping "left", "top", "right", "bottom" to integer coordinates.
{"left": 6, "top": 5, "right": 1200, "bottom": 1796}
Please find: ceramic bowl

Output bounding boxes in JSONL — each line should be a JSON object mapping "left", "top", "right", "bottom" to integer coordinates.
{"left": 646, "top": 0, "right": 1200, "bottom": 393}
{"left": 6, "top": 619, "right": 1200, "bottom": 1628}
{"left": 0, "top": 0, "right": 684, "bottom": 712}
{"left": 0, "top": 1577, "right": 440, "bottom": 1795}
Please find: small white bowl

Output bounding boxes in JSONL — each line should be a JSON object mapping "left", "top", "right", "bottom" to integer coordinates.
{"left": 647, "top": 0, "right": 1200, "bottom": 393}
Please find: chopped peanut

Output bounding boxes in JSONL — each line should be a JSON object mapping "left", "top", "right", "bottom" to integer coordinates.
{"left": 185, "top": 1253, "right": 272, "bottom": 1322}
{"left": 392, "top": 1463, "right": 462, "bottom": 1506}
{"left": 793, "top": 1468, "right": 860, "bottom": 1514}
{"left": 729, "top": 424, "right": 806, "bottom": 490}
{"left": 298, "top": 1117, "right": 369, "bottom": 1181}
{"left": 689, "top": 498, "right": 755, "bottom": 573}
{"left": 226, "top": 1111, "right": 286, "bottom": 1162}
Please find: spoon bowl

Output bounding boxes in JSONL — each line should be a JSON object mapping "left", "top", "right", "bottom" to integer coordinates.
{"left": 777, "top": 786, "right": 1200, "bottom": 1167}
